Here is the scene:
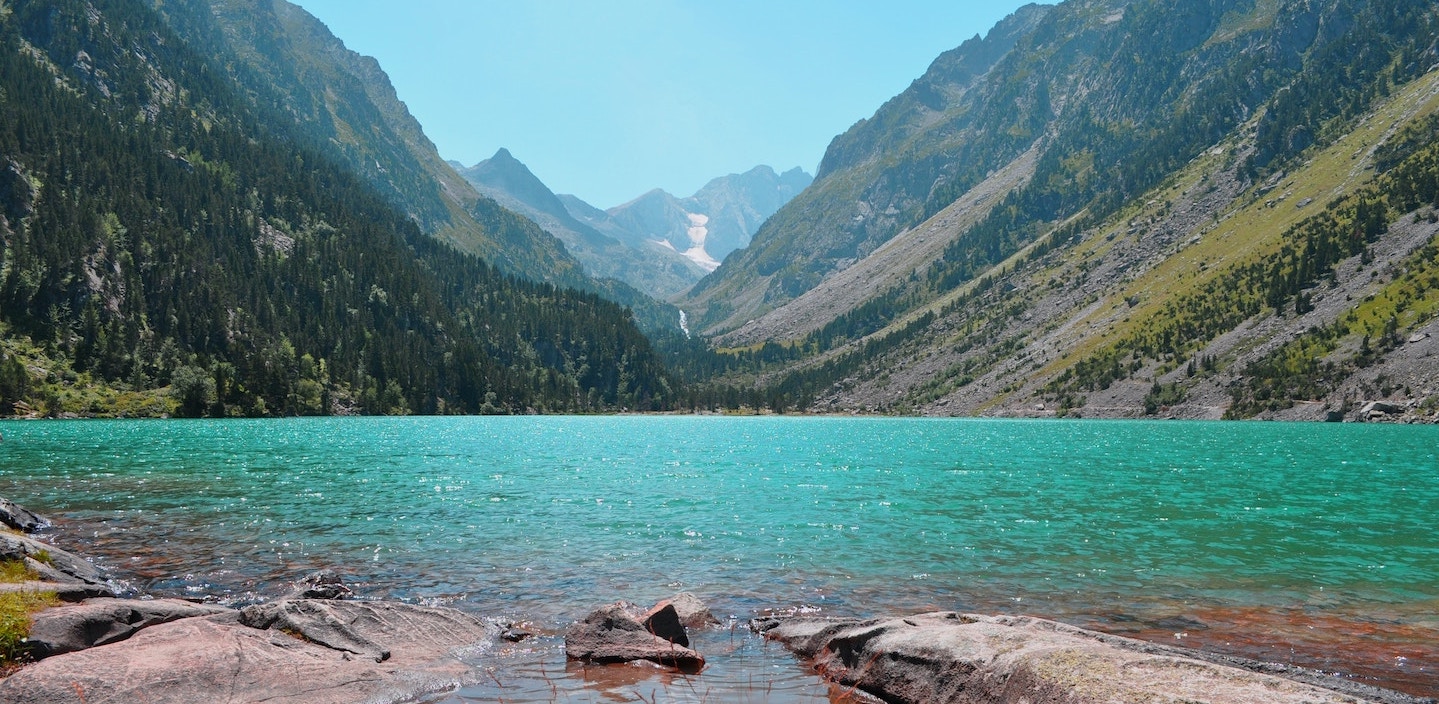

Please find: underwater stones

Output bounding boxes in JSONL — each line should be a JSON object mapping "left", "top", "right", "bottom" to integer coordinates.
{"left": 565, "top": 601, "right": 705, "bottom": 672}
{"left": 284, "top": 569, "right": 353, "bottom": 600}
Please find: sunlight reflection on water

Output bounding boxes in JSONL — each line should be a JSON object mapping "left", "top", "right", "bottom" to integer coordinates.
{"left": 1, "top": 416, "right": 1436, "bottom": 696}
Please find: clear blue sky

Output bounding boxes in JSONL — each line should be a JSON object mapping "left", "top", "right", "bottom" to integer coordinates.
{"left": 290, "top": 1, "right": 1039, "bottom": 209}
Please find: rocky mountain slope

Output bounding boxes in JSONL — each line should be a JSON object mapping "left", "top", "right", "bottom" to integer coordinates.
{"left": 683, "top": 3, "right": 1050, "bottom": 334}
{"left": 458, "top": 151, "right": 810, "bottom": 300}
{"left": 686, "top": 0, "right": 1439, "bottom": 421}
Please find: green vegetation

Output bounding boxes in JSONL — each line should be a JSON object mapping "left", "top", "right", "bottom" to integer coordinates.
{"left": 674, "top": 0, "right": 1439, "bottom": 416}
{"left": 1226, "top": 237, "right": 1439, "bottom": 417}
{"left": 0, "top": 557, "right": 40, "bottom": 584}
{"left": 5, "top": 0, "right": 1437, "bottom": 419}
{"left": 0, "top": 587, "right": 58, "bottom": 670}
{"left": 1143, "top": 382, "right": 1187, "bottom": 415}
{"left": 0, "top": 558, "right": 54, "bottom": 670}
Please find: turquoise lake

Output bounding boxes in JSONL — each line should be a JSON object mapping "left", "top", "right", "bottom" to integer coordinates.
{"left": 1, "top": 417, "right": 1436, "bottom": 698}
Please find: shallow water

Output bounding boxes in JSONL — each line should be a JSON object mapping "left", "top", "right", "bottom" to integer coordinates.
{"left": 1, "top": 416, "right": 1436, "bottom": 697}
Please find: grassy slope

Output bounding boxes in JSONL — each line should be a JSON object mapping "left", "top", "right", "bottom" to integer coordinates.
{"left": 752, "top": 66, "right": 1439, "bottom": 418}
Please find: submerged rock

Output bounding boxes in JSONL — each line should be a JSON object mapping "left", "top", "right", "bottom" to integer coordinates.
{"left": 283, "top": 569, "right": 353, "bottom": 600}
{"left": 23, "top": 597, "right": 231, "bottom": 658}
{"left": 0, "top": 600, "right": 497, "bottom": 704}
{"left": 756, "top": 612, "right": 1421, "bottom": 704}
{"left": 565, "top": 601, "right": 705, "bottom": 672}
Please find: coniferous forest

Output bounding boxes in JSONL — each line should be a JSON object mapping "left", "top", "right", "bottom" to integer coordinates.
{"left": 0, "top": 0, "right": 672, "bottom": 417}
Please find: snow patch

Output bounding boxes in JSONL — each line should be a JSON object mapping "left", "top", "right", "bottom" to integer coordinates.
{"left": 651, "top": 211, "right": 720, "bottom": 271}
{"left": 653, "top": 238, "right": 721, "bottom": 272}
{"left": 681, "top": 212, "right": 720, "bottom": 271}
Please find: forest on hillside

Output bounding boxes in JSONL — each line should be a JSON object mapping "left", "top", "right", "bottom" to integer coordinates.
{"left": 0, "top": 0, "right": 673, "bottom": 417}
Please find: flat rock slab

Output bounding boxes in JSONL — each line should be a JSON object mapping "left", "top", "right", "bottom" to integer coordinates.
{"left": 25, "top": 597, "right": 232, "bottom": 657}
{"left": 757, "top": 612, "right": 1425, "bottom": 704}
{"left": 0, "top": 600, "right": 497, "bottom": 704}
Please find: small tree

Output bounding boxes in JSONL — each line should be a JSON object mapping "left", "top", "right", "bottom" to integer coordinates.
{"left": 170, "top": 365, "right": 215, "bottom": 418}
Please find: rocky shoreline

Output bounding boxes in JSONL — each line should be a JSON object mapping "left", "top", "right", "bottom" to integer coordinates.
{"left": 1, "top": 497, "right": 1434, "bottom": 703}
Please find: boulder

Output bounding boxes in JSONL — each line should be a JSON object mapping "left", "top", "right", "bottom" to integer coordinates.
{"left": 755, "top": 612, "right": 1417, "bottom": 704}
{"left": 0, "top": 496, "right": 49, "bottom": 533}
{"left": 565, "top": 602, "right": 704, "bottom": 672}
{"left": 665, "top": 591, "right": 721, "bottom": 629}
{"left": 1360, "top": 400, "right": 1403, "bottom": 416}
{"left": 0, "top": 600, "right": 497, "bottom": 704}
{"left": 23, "top": 597, "right": 232, "bottom": 658}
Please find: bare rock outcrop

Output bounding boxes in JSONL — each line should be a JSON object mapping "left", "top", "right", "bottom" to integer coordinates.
{"left": 0, "top": 600, "right": 497, "bottom": 704}
{"left": 0, "top": 529, "right": 115, "bottom": 599}
{"left": 23, "top": 597, "right": 231, "bottom": 658}
{"left": 756, "top": 612, "right": 1428, "bottom": 704}
{"left": 0, "top": 497, "right": 49, "bottom": 533}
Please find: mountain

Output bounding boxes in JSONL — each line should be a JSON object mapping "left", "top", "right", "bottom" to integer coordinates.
{"left": 144, "top": 0, "right": 682, "bottom": 335}
{"left": 457, "top": 151, "right": 811, "bottom": 299}
{"left": 146, "top": 0, "right": 580, "bottom": 286}
{"left": 455, "top": 150, "right": 705, "bottom": 299}
{"left": 0, "top": 0, "right": 675, "bottom": 417}
{"left": 680, "top": 0, "right": 1439, "bottom": 420}
{"left": 682, "top": 4, "right": 1050, "bottom": 333}
{"left": 600, "top": 166, "right": 813, "bottom": 270}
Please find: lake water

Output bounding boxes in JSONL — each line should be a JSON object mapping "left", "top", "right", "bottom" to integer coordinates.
{"left": 1, "top": 417, "right": 1436, "bottom": 699}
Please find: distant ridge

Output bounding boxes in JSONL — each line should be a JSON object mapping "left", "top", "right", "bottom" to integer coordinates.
{"left": 458, "top": 151, "right": 810, "bottom": 299}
